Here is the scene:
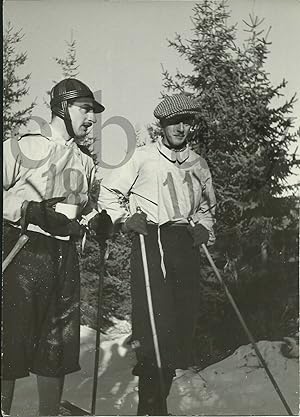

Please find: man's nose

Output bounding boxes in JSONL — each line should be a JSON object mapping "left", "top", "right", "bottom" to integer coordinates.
{"left": 177, "top": 122, "right": 184, "bottom": 132}
{"left": 88, "top": 112, "right": 96, "bottom": 124}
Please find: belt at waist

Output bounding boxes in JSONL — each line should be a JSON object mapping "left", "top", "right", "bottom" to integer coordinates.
{"left": 2, "top": 222, "right": 74, "bottom": 244}
{"left": 147, "top": 222, "right": 189, "bottom": 228}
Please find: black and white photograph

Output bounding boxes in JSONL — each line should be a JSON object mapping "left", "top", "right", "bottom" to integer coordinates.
{"left": 2, "top": 0, "right": 299, "bottom": 416}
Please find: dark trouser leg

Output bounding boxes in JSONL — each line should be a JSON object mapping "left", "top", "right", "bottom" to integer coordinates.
{"left": 31, "top": 239, "right": 81, "bottom": 377}
{"left": 2, "top": 227, "right": 80, "bottom": 417}
{"left": 2, "top": 228, "right": 80, "bottom": 380}
{"left": 137, "top": 371, "right": 173, "bottom": 416}
{"left": 161, "top": 226, "right": 200, "bottom": 369}
{"left": 131, "top": 226, "right": 200, "bottom": 415}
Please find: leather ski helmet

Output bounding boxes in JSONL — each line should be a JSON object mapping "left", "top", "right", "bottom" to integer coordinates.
{"left": 50, "top": 78, "right": 105, "bottom": 138}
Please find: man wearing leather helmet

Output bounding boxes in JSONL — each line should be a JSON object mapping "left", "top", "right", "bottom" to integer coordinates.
{"left": 2, "top": 78, "right": 112, "bottom": 416}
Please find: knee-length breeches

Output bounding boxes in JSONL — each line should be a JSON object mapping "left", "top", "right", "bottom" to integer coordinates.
{"left": 2, "top": 225, "right": 81, "bottom": 379}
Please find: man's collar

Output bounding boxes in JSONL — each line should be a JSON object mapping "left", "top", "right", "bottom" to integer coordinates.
{"left": 157, "top": 138, "right": 189, "bottom": 163}
{"left": 48, "top": 124, "right": 75, "bottom": 147}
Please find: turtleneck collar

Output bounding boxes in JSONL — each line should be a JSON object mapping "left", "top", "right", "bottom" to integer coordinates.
{"left": 48, "top": 124, "right": 75, "bottom": 147}
{"left": 157, "top": 138, "right": 189, "bottom": 164}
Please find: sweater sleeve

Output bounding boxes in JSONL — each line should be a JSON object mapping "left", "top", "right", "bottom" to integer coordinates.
{"left": 98, "top": 156, "right": 139, "bottom": 224}
{"left": 80, "top": 160, "right": 98, "bottom": 219}
{"left": 3, "top": 139, "right": 24, "bottom": 223}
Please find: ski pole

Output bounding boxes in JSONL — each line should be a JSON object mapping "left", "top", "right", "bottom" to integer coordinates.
{"left": 188, "top": 218, "right": 293, "bottom": 416}
{"left": 2, "top": 201, "right": 30, "bottom": 272}
{"left": 2, "top": 234, "right": 29, "bottom": 272}
{"left": 91, "top": 240, "right": 106, "bottom": 416}
{"left": 137, "top": 207, "right": 168, "bottom": 415}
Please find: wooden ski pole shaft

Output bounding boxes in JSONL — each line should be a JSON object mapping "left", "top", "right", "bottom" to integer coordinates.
{"left": 137, "top": 207, "right": 168, "bottom": 415}
{"left": 188, "top": 218, "right": 293, "bottom": 416}
{"left": 91, "top": 242, "right": 106, "bottom": 416}
{"left": 2, "top": 202, "right": 30, "bottom": 273}
{"left": 2, "top": 234, "right": 29, "bottom": 272}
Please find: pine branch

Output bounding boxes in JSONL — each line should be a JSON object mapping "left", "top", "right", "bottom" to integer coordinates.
{"left": 3, "top": 22, "right": 36, "bottom": 141}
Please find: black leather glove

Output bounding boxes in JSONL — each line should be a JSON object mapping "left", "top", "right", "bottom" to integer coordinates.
{"left": 187, "top": 223, "right": 209, "bottom": 247}
{"left": 123, "top": 212, "right": 148, "bottom": 235}
{"left": 65, "top": 221, "right": 85, "bottom": 238}
{"left": 88, "top": 210, "right": 113, "bottom": 243}
{"left": 25, "top": 197, "right": 83, "bottom": 238}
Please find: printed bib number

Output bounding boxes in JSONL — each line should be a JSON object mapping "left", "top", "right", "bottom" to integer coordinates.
{"left": 163, "top": 171, "right": 196, "bottom": 219}
{"left": 42, "top": 164, "right": 84, "bottom": 203}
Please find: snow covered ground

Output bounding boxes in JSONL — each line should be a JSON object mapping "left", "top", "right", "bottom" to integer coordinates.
{"left": 10, "top": 321, "right": 299, "bottom": 416}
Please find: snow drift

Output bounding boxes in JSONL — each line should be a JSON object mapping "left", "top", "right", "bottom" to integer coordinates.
{"left": 10, "top": 321, "right": 298, "bottom": 416}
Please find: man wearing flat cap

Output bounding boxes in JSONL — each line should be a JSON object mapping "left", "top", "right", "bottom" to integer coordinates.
{"left": 99, "top": 93, "right": 216, "bottom": 415}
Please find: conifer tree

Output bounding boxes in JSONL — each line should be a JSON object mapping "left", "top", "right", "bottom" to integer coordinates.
{"left": 54, "top": 32, "right": 79, "bottom": 78}
{"left": 155, "top": 1, "right": 297, "bottom": 263}
{"left": 3, "top": 22, "right": 36, "bottom": 141}
{"left": 52, "top": 33, "right": 99, "bottom": 154}
{"left": 150, "top": 1, "right": 298, "bottom": 351}
{"left": 44, "top": 32, "right": 80, "bottom": 108}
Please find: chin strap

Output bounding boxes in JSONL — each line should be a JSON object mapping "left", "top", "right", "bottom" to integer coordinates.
{"left": 62, "top": 100, "right": 75, "bottom": 138}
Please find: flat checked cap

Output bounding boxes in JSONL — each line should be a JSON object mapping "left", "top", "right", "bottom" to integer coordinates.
{"left": 154, "top": 94, "right": 201, "bottom": 120}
